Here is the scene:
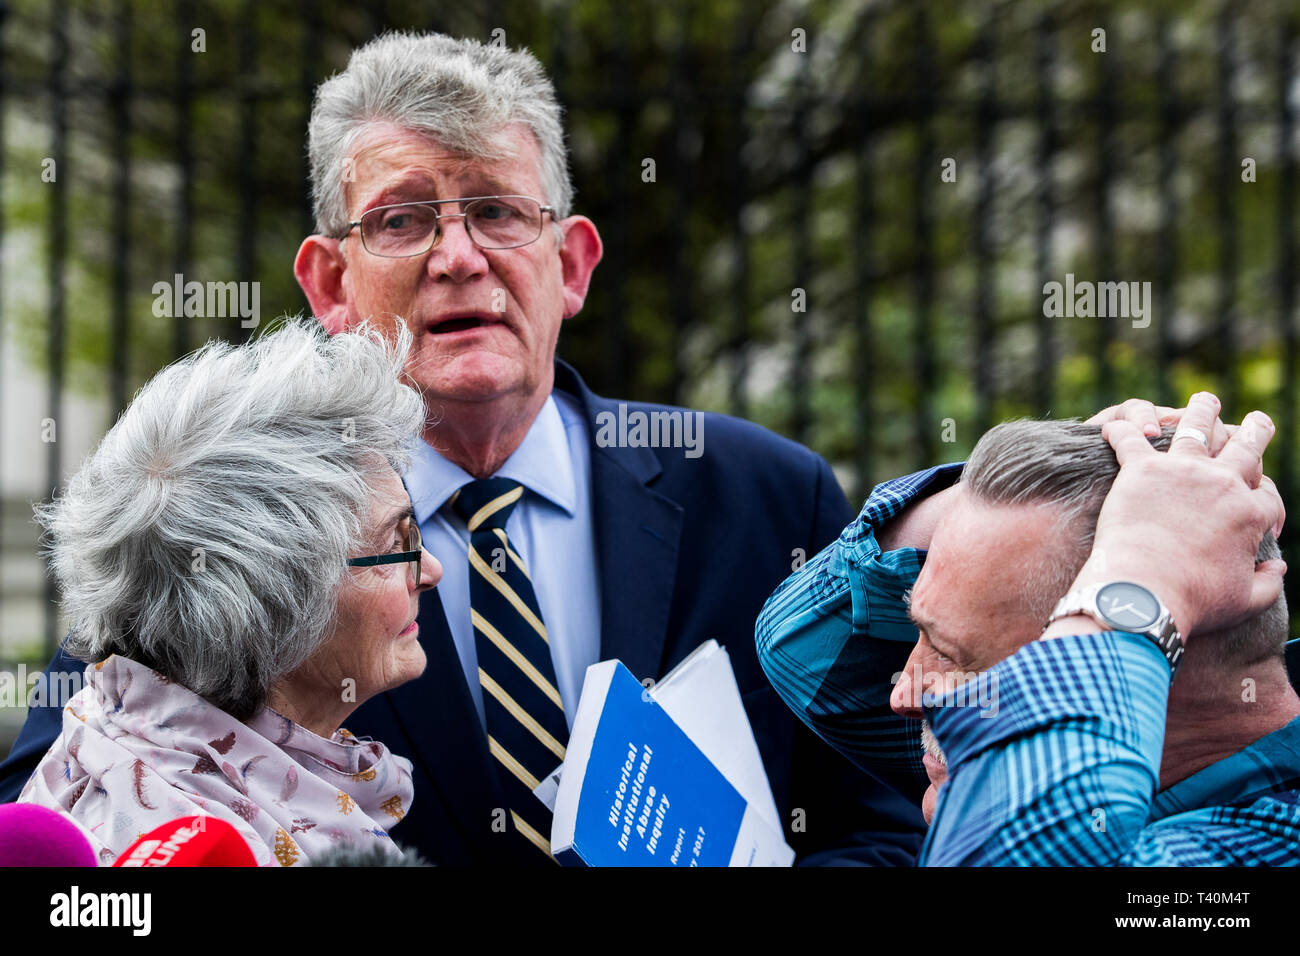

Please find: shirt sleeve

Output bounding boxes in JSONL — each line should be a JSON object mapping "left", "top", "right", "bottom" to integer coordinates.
{"left": 755, "top": 464, "right": 962, "bottom": 797}
{"left": 919, "top": 631, "right": 1170, "bottom": 866}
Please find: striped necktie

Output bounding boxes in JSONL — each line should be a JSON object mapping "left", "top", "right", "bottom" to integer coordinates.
{"left": 450, "top": 478, "right": 568, "bottom": 862}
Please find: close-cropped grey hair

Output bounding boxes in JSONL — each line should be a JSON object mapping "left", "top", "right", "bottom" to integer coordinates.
{"left": 37, "top": 319, "right": 427, "bottom": 719}
{"left": 962, "top": 419, "right": 1287, "bottom": 668}
{"left": 308, "top": 31, "right": 573, "bottom": 238}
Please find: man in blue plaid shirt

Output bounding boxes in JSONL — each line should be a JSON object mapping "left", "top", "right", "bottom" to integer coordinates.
{"left": 757, "top": 393, "right": 1300, "bottom": 865}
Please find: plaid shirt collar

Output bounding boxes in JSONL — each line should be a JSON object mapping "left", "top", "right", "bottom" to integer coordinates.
{"left": 1151, "top": 714, "right": 1300, "bottom": 820}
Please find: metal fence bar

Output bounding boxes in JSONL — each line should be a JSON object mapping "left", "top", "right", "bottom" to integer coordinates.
{"left": 1215, "top": 2, "right": 1239, "bottom": 416}
{"left": 299, "top": 0, "right": 322, "bottom": 244}
{"left": 173, "top": 0, "right": 194, "bottom": 358}
{"left": 0, "top": 0, "right": 8, "bottom": 613}
{"left": 1278, "top": 17, "right": 1296, "bottom": 576}
{"left": 1093, "top": 19, "right": 1116, "bottom": 409}
{"left": 1034, "top": 8, "right": 1056, "bottom": 416}
{"left": 43, "top": 0, "right": 69, "bottom": 657}
{"left": 604, "top": 19, "right": 631, "bottom": 396}
{"left": 368, "top": 0, "right": 387, "bottom": 35}
{"left": 911, "top": 3, "right": 936, "bottom": 471}
{"left": 483, "top": 0, "right": 503, "bottom": 38}
{"left": 236, "top": 0, "right": 258, "bottom": 343}
{"left": 973, "top": 10, "right": 996, "bottom": 435}
{"left": 790, "top": 36, "right": 813, "bottom": 446}
{"left": 1155, "top": 14, "right": 1177, "bottom": 409}
{"left": 668, "top": 2, "right": 695, "bottom": 406}
{"left": 852, "top": 12, "right": 877, "bottom": 500}
{"left": 110, "top": 0, "right": 132, "bottom": 418}
{"left": 726, "top": 5, "right": 752, "bottom": 420}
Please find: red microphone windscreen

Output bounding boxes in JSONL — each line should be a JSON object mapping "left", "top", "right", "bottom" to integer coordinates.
{"left": 0, "top": 804, "right": 99, "bottom": 867}
{"left": 112, "top": 815, "right": 257, "bottom": 867}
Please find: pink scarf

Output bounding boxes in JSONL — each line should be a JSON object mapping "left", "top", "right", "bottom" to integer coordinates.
{"left": 19, "top": 655, "right": 414, "bottom": 866}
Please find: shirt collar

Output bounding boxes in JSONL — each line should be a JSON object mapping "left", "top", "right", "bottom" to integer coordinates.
{"left": 1150, "top": 714, "right": 1300, "bottom": 821}
{"left": 405, "top": 394, "right": 577, "bottom": 523}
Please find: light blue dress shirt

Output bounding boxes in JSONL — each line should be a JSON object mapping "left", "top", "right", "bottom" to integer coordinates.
{"left": 403, "top": 391, "right": 601, "bottom": 732}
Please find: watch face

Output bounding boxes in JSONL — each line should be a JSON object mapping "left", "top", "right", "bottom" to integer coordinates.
{"left": 1096, "top": 582, "right": 1161, "bottom": 631}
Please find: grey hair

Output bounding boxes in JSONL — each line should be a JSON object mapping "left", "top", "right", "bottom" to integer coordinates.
{"left": 963, "top": 419, "right": 1288, "bottom": 669}
{"left": 308, "top": 31, "right": 573, "bottom": 238}
{"left": 37, "top": 319, "right": 427, "bottom": 719}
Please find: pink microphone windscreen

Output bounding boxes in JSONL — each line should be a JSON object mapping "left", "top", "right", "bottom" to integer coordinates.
{"left": 0, "top": 803, "right": 99, "bottom": 867}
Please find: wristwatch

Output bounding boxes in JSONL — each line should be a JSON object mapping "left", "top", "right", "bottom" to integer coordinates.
{"left": 1043, "top": 581, "right": 1184, "bottom": 677}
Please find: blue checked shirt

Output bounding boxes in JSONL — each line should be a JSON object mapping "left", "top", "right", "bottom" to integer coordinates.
{"left": 756, "top": 465, "right": 1300, "bottom": 866}
{"left": 755, "top": 464, "right": 963, "bottom": 799}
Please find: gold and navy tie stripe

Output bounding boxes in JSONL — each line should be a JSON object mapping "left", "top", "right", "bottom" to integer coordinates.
{"left": 450, "top": 478, "right": 568, "bottom": 862}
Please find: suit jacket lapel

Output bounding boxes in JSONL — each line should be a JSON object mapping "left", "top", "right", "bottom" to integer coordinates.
{"left": 555, "top": 362, "right": 686, "bottom": 682}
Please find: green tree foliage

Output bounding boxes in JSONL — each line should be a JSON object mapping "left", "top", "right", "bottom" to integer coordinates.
{"left": 3, "top": 0, "right": 1296, "bottom": 504}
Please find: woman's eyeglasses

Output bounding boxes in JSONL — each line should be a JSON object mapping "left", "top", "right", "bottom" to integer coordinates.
{"left": 347, "top": 517, "right": 423, "bottom": 587}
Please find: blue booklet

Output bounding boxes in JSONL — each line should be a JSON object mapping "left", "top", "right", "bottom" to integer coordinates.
{"left": 550, "top": 658, "right": 794, "bottom": 866}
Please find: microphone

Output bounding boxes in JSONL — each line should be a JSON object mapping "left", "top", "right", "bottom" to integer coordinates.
{"left": 112, "top": 816, "right": 257, "bottom": 867}
{"left": 0, "top": 804, "right": 99, "bottom": 867}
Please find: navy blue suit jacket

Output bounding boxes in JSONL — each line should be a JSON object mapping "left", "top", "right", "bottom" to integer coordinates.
{"left": 0, "top": 361, "right": 924, "bottom": 865}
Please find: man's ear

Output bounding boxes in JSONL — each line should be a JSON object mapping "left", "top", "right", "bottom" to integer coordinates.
{"left": 557, "top": 216, "right": 603, "bottom": 320}
{"left": 294, "top": 236, "right": 353, "bottom": 335}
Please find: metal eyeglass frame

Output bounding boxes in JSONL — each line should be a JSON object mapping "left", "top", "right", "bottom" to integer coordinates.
{"left": 335, "top": 195, "right": 555, "bottom": 256}
{"left": 346, "top": 520, "right": 423, "bottom": 586}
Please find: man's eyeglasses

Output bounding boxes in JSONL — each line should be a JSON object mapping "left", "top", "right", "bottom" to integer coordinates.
{"left": 347, "top": 516, "right": 423, "bottom": 587}
{"left": 336, "top": 195, "right": 554, "bottom": 258}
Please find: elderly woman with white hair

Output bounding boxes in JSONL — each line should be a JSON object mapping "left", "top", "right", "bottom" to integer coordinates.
{"left": 18, "top": 320, "right": 440, "bottom": 866}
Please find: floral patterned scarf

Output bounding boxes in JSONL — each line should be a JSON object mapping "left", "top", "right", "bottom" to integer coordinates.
{"left": 19, "top": 655, "right": 414, "bottom": 866}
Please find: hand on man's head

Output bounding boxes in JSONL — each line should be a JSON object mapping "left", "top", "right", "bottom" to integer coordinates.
{"left": 1086, "top": 395, "right": 1235, "bottom": 453}
{"left": 1070, "top": 392, "right": 1286, "bottom": 643}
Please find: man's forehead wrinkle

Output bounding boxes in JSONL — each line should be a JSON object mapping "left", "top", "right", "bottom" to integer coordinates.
{"left": 351, "top": 117, "right": 507, "bottom": 157}
{"left": 350, "top": 121, "right": 518, "bottom": 170}
{"left": 363, "top": 170, "right": 440, "bottom": 202}
{"left": 910, "top": 548, "right": 983, "bottom": 655}
{"left": 343, "top": 130, "right": 465, "bottom": 198}
{"left": 346, "top": 128, "right": 536, "bottom": 215}
{"left": 907, "top": 583, "right": 938, "bottom": 635}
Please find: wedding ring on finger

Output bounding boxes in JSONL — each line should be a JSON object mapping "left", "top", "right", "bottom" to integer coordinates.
{"left": 1172, "top": 425, "right": 1210, "bottom": 449}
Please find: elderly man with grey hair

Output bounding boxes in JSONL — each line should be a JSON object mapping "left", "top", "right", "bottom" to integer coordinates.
{"left": 16, "top": 321, "right": 442, "bottom": 865}
{"left": 3, "top": 32, "right": 928, "bottom": 866}
{"left": 758, "top": 392, "right": 1300, "bottom": 864}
